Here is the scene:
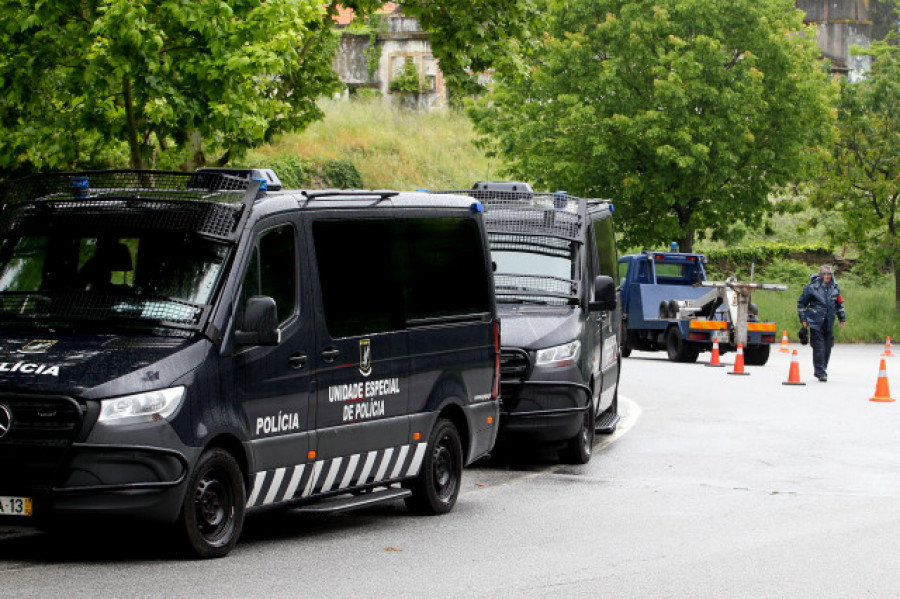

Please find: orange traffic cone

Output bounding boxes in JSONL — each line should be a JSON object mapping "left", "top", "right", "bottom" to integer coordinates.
{"left": 728, "top": 343, "right": 750, "bottom": 376}
{"left": 782, "top": 349, "right": 805, "bottom": 386}
{"left": 881, "top": 336, "right": 894, "bottom": 357}
{"left": 779, "top": 330, "right": 790, "bottom": 353}
{"left": 870, "top": 358, "right": 896, "bottom": 402}
{"left": 706, "top": 338, "right": 724, "bottom": 367}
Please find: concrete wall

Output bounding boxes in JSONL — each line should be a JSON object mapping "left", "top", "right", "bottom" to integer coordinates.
{"left": 797, "top": 0, "right": 872, "bottom": 79}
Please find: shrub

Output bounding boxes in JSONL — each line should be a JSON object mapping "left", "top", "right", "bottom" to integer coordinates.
{"left": 322, "top": 159, "right": 363, "bottom": 189}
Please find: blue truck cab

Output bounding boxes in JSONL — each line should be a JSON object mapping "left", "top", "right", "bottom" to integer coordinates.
{"left": 618, "top": 251, "right": 777, "bottom": 364}
{"left": 0, "top": 169, "right": 500, "bottom": 557}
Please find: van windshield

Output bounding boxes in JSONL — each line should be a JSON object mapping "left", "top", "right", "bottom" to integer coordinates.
{"left": 488, "top": 233, "right": 579, "bottom": 305}
{"left": 0, "top": 222, "right": 230, "bottom": 331}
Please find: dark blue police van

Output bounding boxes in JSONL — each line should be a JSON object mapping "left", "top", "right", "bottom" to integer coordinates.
{"left": 434, "top": 183, "right": 621, "bottom": 464}
{"left": 0, "top": 169, "right": 500, "bottom": 558}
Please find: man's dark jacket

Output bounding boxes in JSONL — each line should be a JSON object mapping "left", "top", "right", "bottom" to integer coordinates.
{"left": 797, "top": 274, "right": 846, "bottom": 330}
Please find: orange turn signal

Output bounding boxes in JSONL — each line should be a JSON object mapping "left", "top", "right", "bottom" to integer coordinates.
{"left": 487, "top": 416, "right": 493, "bottom": 424}
{"left": 307, "top": 450, "right": 316, "bottom": 460}
{"left": 413, "top": 432, "right": 421, "bottom": 441}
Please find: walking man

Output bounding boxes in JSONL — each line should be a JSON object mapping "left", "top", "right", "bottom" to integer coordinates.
{"left": 797, "top": 264, "right": 846, "bottom": 382}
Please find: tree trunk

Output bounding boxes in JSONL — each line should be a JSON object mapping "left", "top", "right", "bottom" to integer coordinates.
{"left": 122, "top": 76, "right": 144, "bottom": 170}
{"left": 182, "top": 130, "right": 206, "bottom": 172}
{"left": 895, "top": 263, "right": 900, "bottom": 313}
{"left": 674, "top": 203, "right": 694, "bottom": 252}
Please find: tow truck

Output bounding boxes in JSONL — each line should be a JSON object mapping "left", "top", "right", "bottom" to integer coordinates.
{"left": 618, "top": 251, "right": 785, "bottom": 364}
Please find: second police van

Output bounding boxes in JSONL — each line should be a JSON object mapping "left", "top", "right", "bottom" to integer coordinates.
{"left": 439, "top": 183, "right": 621, "bottom": 464}
{"left": 0, "top": 169, "right": 500, "bottom": 558}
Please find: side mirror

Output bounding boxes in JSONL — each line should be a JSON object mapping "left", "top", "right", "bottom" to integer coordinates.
{"left": 588, "top": 275, "right": 617, "bottom": 312}
{"left": 235, "top": 296, "right": 281, "bottom": 346}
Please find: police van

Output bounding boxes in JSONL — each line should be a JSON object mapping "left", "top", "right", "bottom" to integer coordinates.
{"left": 0, "top": 169, "right": 500, "bottom": 558}
{"left": 448, "top": 182, "right": 620, "bottom": 464}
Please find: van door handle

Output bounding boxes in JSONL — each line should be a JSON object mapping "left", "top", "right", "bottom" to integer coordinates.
{"left": 321, "top": 347, "right": 340, "bottom": 363}
{"left": 289, "top": 353, "right": 308, "bottom": 368}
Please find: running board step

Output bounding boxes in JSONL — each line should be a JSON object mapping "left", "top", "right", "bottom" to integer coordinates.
{"left": 595, "top": 410, "right": 620, "bottom": 434}
{"left": 291, "top": 487, "right": 411, "bottom": 514}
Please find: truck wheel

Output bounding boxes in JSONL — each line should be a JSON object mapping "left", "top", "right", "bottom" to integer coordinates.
{"left": 744, "top": 344, "right": 770, "bottom": 366}
{"left": 178, "top": 448, "right": 246, "bottom": 559}
{"left": 404, "top": 418, "right": 462, "bottom": 515}
{"left": 666, "top": 327, "right": 699, "bottom": 363}
{"left": 621, "top": 326, "right": 632, "bottom": 357}
{"left": 560, "top": 402, "right": 594, "bottom": 464}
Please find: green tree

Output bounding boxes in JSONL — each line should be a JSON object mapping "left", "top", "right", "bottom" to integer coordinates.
{"left": 814, "top": 37, "right": 900, "bottom": 310}
{"left": 0, "top": 0, "right": 539, "bottom": 175}
{"left": 469, "top": 0, "right": 835, "bottom": 251}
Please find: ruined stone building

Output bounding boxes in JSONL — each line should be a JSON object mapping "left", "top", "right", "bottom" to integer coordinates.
{"left": 332, "top": 1, "right": 875, "bottom": 109}
{"left": 333, "top": 3, "right": 447, "bottom": 110}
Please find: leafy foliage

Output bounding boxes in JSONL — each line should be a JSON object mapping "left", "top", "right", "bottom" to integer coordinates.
{"left": 0, "top": 0, "right": 341, "bottom": 173}
{"left": 469, "top": 0, "right": 835, "bottom": 252}
{"left": 0, "top": 1, "right": 539, "bottom": 177}
{"left": 389, "top": 57, "right": 421, "bottom": 94}
{"left": 814, "top": 35, "right": 900, "bottom": 309}
{"left": 703, "top": 242, "right": 834, "bottom": 269}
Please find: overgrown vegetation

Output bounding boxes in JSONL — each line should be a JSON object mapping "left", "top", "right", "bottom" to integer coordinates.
{"left": 246, "top": 99, "right": 504, "bottom": 190}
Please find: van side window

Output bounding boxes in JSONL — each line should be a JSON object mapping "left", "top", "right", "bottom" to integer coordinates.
{"left": 239, "top": 224, "right": 297, "bottom": 326}
{"left": 592, "top": 215, "right": 618, "bottom": 279}
{"left": 403, "top": 218, "right": 491, "bottom": 321}
{"left": 312, "top": 220, "right": 403, "bottom": 338}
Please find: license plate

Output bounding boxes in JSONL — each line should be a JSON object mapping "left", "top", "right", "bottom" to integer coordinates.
{"left": 714, "top": 331, "right": 729, "bottom": 343}
{"left": 0, "top": 496, "right": 32, "bottom": 516}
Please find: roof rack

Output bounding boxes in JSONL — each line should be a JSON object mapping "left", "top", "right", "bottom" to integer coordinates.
{"left": 301, "top": 190, "right": 399, "bottom": 201}
{"left": 0, "top": 170, "right": 261, "bottom": 242}
{"left": 1, "top": 170, "right": 253, "bottom": 206}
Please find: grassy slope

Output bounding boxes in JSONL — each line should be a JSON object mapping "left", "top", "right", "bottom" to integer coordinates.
{"left": 247, "top": 98, "right": 505, "bottom": 190}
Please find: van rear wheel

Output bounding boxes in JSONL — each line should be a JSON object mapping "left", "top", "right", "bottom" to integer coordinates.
{"left": 178, "top": 448, "right": 245, "bottom": 559}
{"left": 404, "top": 418, "right": 462, "bottom": 515}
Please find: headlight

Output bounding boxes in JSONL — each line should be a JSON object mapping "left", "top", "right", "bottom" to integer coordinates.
{"left": 98, "top": 386, "right": 185, "bottom": 425}
{"left": 535, "top": 341, "right": 581, "bottom": 367}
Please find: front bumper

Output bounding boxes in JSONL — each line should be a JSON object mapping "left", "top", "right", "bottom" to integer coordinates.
{"left": 500, "top": 379, "right": 592, "bottom": 443}
{"left": 0, "top": 442, "right": 193, "bottom": 525}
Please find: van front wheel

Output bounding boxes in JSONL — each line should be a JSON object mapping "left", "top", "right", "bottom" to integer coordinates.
{"left": 178, "top": 448, "right": 246, "bottom": 559}
{"left": 404, "top": 418, "right": 462, "bottom": 515}
{"left": 561, "top": 402, "right": 594, "bottom": 464}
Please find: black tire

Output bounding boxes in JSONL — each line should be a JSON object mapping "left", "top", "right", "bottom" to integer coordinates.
{"left": 560, "top": 401, "right": 594, "bottom": 464}
{"left": 743, "top": 344, "right": 771, "bottom": 366}
{"left": 404, "top": 418, "right": 463, "bottom": 515}
{"left": 178, "top": 448, "right": 246, "bottom": 559}
{"left": 621, "top": 326, "right": 632, "bottom": 358}
{"left": 666, "top": 327, "right": 699, "bottom": 363}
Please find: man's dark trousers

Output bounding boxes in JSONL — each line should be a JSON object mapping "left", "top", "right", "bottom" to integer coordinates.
{"left": 810, "top": 325, "right": 834, "bottom": 378}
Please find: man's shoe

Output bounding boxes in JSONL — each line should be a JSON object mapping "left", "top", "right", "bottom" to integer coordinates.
{"left": 816, "top": 374, "right": 828, "bottom": 382}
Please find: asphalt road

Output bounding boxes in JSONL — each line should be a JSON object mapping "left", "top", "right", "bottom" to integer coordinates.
{"left": 1, "top": 342, "right": 898, "bottom": 597}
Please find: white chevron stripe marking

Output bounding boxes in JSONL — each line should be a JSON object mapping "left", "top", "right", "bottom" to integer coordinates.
{"left": 374, "top": 447, "right": 394, "bottom": 481}
{"left": 320, "top": 457, "right": 343, "bottom": 493}
{"left": 263, "top": 467, "right": 287, "bottom": 505}
{"left": 247, "top": 471, "right": 266, "bottom": 507}
{"left": 303, "top": 461, "right": 325, "bottom": 497}
{"left": 390, "top": 445, "right": 410, "bottom": 480}
{"left": 406, "top": 442, "right": 427, "bottom": 476}
{"left": 340, "top": 454, "right": 361, "bottom": 490}
{"left": 283, "top": 464, "right": 305, "bottom": 500}
{"left": 357, "top": 450, "right": 378, "bottom": 486}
